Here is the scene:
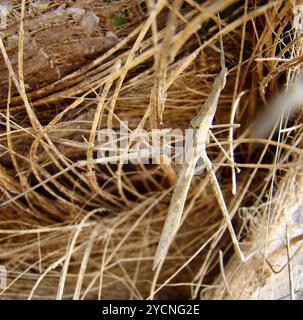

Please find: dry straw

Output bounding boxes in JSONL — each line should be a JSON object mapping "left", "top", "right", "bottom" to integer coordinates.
{"left": 0, "top": 0, "right": 303, "bottom": 299}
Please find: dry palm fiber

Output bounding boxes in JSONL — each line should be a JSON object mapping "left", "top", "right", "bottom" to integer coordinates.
{"left": 0, "top": 0, "right": 303, "bottom": 299}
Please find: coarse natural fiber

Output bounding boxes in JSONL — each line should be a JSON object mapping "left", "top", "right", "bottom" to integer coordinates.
{"left": 0, "top": 0, "right": 303, "bottom": 300}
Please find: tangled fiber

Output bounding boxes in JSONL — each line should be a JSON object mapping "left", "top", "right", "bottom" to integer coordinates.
{"left": 0, "top": 0, "right": 303, "bottom": 299}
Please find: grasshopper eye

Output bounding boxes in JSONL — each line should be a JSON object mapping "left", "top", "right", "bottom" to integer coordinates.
{"left": 193, "top": 157, "right": 205, "bottom": 176}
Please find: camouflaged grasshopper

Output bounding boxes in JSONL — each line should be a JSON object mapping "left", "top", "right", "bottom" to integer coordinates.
{"left": 153, "top": 31, "right": 245, "bottom": 270}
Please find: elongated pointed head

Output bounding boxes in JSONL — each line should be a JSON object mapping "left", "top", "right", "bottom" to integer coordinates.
{"left": 214, "top": 67, "right": 228, "bottom": 90}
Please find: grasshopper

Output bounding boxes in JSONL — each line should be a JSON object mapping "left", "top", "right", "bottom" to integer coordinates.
{"left": 153, "top": 30, "right": 245, "bottom": 270}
